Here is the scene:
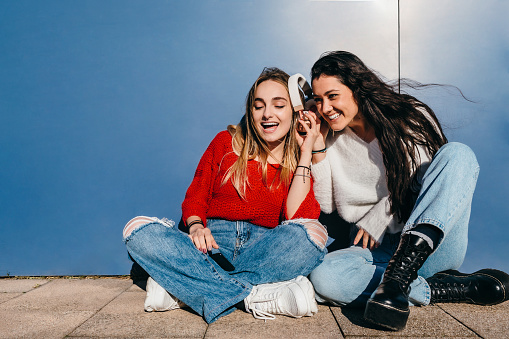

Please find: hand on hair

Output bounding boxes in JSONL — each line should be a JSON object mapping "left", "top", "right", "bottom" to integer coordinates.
{"left": 188, "top": 223, "right": 219, "bottom": 253}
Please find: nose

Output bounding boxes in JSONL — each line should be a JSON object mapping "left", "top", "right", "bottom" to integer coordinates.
{"left": 262, "top": 106, "right": 274, "bottom": 119}
{"left": 321, "top": 99, "right": 332, "bottom": 115}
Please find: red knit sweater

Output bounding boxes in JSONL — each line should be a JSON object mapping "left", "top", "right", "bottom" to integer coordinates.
{"left": 181, "top": 130, "right": 321, "bottom": 228}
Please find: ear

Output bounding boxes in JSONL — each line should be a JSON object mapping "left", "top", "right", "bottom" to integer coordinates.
{"left": 288, "top": 73, "right": 316, "bottom": 112}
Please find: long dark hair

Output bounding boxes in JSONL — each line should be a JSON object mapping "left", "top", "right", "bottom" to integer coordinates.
{"left": 311, "top": 51, "right": 448, "bottom": 222}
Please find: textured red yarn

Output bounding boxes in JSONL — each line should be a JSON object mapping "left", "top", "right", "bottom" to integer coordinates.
{"left": 181, "top": 130, "right": 321, "bottom": 228}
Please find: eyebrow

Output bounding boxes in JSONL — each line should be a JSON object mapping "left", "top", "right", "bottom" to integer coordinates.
{"left": 314, "top": 89, "right": 339, "bottom": 97}
{"left": 254, "top": 97, "right": 288, "bottom": 103}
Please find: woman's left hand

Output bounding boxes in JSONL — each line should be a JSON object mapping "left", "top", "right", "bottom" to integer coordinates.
{"left": 295, "top": 111, "right": 321, "bottom": 156}
{"left": 353, "top": 228, "right": 379, "bottom": 250}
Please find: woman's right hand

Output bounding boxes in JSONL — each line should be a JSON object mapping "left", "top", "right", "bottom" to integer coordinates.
{"left": 311, "top": 109, "right": 328, "bottom": 148}
{"left": 188, "top": 224, "right": 219, "bottom": 253}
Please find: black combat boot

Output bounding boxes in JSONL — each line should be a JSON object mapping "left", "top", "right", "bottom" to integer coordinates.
{"left": 364, "top": 233, "right": 433, "bottom": 331}
{"left": 427, "top": 269, "right": 509, "bottom": 305}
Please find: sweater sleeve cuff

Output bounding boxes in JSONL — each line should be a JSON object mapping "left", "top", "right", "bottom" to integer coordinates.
{"left": 182, "top": 211, "right": 208, "bottom": 228}
{"left": 356, "top": 197, "right": 392, "bottom": 243}
{"left": 310, "top": 157, "right": 330, "bottom": 181}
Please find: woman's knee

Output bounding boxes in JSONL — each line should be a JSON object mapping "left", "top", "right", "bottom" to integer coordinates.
{"left": 438, "top": 142, "right": 479, "bottom": 173}
{"left": 123, "top": 216, "right": 157, "bottom": 239}
{"left": 310, "top": 249, "right": 372, "bottom": 304}
{"left": 300, "top": 219, "right": 328, "bottom": 250}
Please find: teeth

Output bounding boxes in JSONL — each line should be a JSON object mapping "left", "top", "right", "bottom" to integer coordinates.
{"left": 262, "top": 122, "right": 278, "bottom": 127}
{"left": 328, "top": 113, "right": 340, "bottom": 120}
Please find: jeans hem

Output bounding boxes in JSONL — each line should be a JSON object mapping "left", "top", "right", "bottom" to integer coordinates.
{"left": 403, "top": 218, "right": 445, "bottom": 234}
{"left": 204, "top": 286, "right": 252, "bottom": 323}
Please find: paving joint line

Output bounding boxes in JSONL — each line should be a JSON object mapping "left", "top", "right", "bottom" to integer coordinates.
{"left": 328, "top": 306, "right": 346, "bottom": 338}
{"left": 437, "top": 304, "right": 484, "bottom": 338}
{"left": 63, "top": 280, "right": 134, "bottom": 338}
{"left": 0, "top": 278, "right": 54, "bottom": 305}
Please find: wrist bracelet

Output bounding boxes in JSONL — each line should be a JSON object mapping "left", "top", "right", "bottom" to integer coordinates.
{"left": 294, "top": 173, "right": 311, "bottom": 183}
{"left": 187, "top": 220, "right": 204, "bottom": 228}
{"left": 312, "top": 147, "right": 327, "bottom": 154}
{"left": 296, "top": 165, "right": 311, "bottom": 172}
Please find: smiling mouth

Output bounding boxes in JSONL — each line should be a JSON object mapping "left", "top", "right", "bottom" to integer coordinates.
{"left": 261, "top": 122, "right": 279, "bottom": 132}
{"left": 326, "top": 113, "right": 341, "bottom": 121}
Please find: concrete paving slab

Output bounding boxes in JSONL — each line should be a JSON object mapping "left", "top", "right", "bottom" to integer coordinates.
{"left": 0, "top": 309, "right": 95, "bottom": 339}
{"left": 127, "top": 282, "right": 146, "bottom": 292}
{"left": 2, "top": 279, "right": 507, "bottom": 339}
{"left": 0, "top": 279, "right": 50, "bottom": 292}
{"left": 438, "top": 301, "right": 509, "bottom": 339}
{"left": 330, "top": 304, "right": 477, "bottom": 337}
{"left": 0, "top": 293, "right": 22, "bottom": 303}
{"left": 68, "top": 288, "right": 208, "bottom": 338}
{"left": 205, "top": 305, "right": 342, "bottom": 339}
{"left": 1, "top": 278, "right": 131, "bottom": 312}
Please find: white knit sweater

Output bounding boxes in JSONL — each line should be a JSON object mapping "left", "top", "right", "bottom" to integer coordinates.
{"left": 311, "top": 127, "right": 433, "bottom": 242}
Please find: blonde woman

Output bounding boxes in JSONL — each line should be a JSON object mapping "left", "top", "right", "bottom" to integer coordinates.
{"left": 122, "top": 68, "right": 327, "bottom": 323}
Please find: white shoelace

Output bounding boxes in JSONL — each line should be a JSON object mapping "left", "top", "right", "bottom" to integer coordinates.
{"left": 249, "top": 293, "right": 283, "bottom": 320}
{"left": 251, "top": 308, "right": 276, "bottom": 321}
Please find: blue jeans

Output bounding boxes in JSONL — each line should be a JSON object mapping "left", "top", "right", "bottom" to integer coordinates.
{"left": 124, "top": 219, "right": 326, "bottom": 323}
{"left": 309, "top": 142, "right": 480, "bottom": 307}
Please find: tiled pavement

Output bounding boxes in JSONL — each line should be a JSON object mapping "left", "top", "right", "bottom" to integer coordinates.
{"left": 0, "top": 277, "right": 507, "bottom": 338}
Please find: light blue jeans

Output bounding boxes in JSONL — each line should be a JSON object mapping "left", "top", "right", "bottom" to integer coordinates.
{"left": 309, "top": 142, "right": 480, "bottom": 307}
{"left": 124, "top": 219, "right": 327, "bottom": 323}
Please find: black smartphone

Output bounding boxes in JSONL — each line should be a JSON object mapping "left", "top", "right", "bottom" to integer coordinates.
{"left": 208, "top": 250, "right": 235, "bottom": 271}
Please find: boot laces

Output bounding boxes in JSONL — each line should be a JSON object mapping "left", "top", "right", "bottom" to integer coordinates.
{"left": 431, "top": 282, "right": 468, "bottom": 302}
{"left": 388, "top": 245, "right": 430, "bottom": 288}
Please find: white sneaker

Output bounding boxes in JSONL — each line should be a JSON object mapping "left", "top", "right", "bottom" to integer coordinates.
{"left": 144, "top": 277, "right": 180, "bottom": 312}
{"left": 244, "top": 276, "right": 318, "bottom": 320}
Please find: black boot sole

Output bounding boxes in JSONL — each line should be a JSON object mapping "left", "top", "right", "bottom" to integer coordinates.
{"left": 364, "top": 299, "right": 409, "bottom": 331}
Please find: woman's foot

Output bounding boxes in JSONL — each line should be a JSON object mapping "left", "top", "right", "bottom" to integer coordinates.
{"left": 144, "top": 277, "right": 180, "bottom": 312}
{"left": 364, "top": 233, "right": 433, "bottom": 331}
{"left": 427, "top": 269, "right": 509, "bottom": 305}
{"left": 244, "top": 276, "right": 318, "bottom": 320}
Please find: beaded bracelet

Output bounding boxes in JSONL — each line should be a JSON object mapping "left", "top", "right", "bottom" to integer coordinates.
{"left": 187, "top": 220, "right": 204, "bottom": 228}
{"left": 312, "top": 147, "right": 327, "bottom": 154}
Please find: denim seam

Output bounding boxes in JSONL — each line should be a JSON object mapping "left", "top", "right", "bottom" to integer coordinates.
{"left": 404, "top": 164, "right": 479, "bottom": 236}
{"left": 204, "top": 281, "right": 251, "bottom": 322}
{"left": 443, "top": 164, "right": 479, "bottom": 227}
{"left": 404, "top": 162, "right": 480, "bottom": 235}
{"left": 421, "top": 276, "right": 431, "bottom": 305}
{"left": 233, "top": 221, "right": 250, "bottom": 260}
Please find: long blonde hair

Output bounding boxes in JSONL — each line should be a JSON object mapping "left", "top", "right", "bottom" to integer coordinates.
{"left": 222, "top": 67, "right": 301, "bottom": 199}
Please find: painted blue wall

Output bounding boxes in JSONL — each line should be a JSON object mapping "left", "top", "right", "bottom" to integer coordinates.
{"left": 1, "top": 0, "right": 507, "bottom": 275}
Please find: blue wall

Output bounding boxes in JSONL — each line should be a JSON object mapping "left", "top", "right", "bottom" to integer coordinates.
{"left": 1, "top": 0, "right": 507, "bottom": 275}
